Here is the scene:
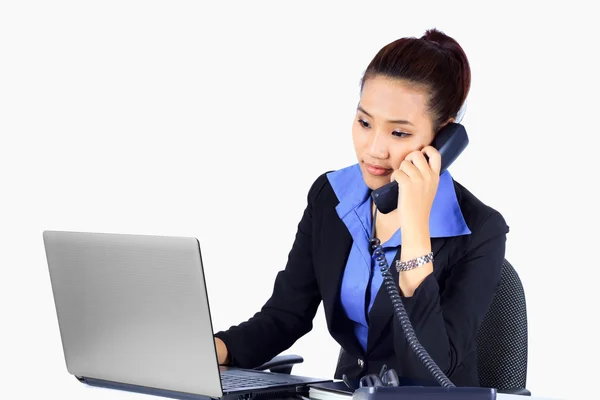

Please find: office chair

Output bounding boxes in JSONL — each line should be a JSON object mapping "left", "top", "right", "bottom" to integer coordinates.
{"left": 475, "top": 259, "right": 530, "bottom": 395}
{"left": 255, "top": 259, "right": 530, "bottom": 396}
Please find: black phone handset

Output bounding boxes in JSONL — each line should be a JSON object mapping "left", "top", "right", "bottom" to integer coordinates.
{"left": 371, "top": 123, "right": 469, "bottom": 215}
{"left": 366, "top": 123, "right": 470, "bottom": 389}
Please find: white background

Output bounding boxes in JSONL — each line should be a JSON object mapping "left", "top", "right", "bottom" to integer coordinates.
{"left": 1, "top": 1, "right": 598, "bottom": 400}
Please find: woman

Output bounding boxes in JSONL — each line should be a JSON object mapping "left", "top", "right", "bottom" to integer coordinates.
{"left": 214, "top": 28, "right": 509, "bottom": 388}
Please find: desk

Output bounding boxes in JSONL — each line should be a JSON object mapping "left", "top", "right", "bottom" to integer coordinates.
{"left": 495, "top": 396, "right": 557, "bottom": 400}
{"left": 304, "top": 390, "right": 559, "bottom": 400}
{"left": 74, "top": 384, "right": 562, "bottom": 400}
{"left": 306, "top": 395, "right": 556, "bottom": 400}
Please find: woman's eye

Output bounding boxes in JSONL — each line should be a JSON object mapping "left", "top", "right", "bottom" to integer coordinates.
{"left": 358, "top": 119, "right": 370, "bottom": 128}
{"left": 392, "top": 131, "right": 411, "bottom": 138}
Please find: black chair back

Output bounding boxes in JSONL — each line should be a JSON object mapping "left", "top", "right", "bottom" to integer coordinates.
{"left": 476, "top": 259, "right": 528, "bottom": 392}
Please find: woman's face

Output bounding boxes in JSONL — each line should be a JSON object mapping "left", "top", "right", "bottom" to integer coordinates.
{"left": 352, "top": 75, "right": 436, "bottom": 190}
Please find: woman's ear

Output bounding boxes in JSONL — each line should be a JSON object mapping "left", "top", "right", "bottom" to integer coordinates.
{"left": 435, "top": 117, "right": 455, "bottom": 134}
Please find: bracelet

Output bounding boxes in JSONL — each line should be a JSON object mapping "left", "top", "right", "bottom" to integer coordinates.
{"left": 395, "top": 252, "right": 434, "bottom": 272}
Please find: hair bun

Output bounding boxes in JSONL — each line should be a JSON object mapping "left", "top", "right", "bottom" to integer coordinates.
{"left": 421, "top": 28, "right": 471, "bottom": 108}
{"left": 421, "top": 28, "right": 453, "bottom": 49}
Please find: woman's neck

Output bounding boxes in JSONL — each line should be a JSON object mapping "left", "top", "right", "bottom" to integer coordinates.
{"left": 371, "top": 200, "right": 400, "bottom": 244}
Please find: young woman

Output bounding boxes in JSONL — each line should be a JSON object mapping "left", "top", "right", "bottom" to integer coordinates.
{"left": 214, "top": 28, "right": 509, "bottom": 388}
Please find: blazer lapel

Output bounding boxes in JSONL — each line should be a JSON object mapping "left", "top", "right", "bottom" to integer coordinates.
{"left": 365, "top": 236, "right": 447, "bottom": 353}
{"left": 319, "top": 205, "right": 364, "bottom": 357}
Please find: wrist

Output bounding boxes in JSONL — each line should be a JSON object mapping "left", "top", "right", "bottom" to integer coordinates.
{"left": 398, "top": 247, "right": 434, "bottom": 297}
{"left": 400, "top": 222, "right": 431, "bottom": 261}
{"left": 215, "top": 337, "right": 230, "bottom": 365}
{"left": 397, "top": 220, "right": 433, "bottom": 296}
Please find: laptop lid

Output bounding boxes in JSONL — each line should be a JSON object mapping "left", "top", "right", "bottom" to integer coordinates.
{"left": 43, "top": 230, "right": 224, "bottom": 398}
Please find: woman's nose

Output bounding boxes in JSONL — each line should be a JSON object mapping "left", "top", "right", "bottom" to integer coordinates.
{"left": 368, "top": 131, "right": 388, "bottom": 158}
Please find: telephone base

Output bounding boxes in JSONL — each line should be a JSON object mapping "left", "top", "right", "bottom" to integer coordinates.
{"left": 351, "top": 385, "right": 496, "bottom": 400}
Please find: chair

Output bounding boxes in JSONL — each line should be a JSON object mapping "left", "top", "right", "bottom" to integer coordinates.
{"left": 475, "top": 259, "right": 530, "bottom": 395}
{"left": 255, "top": 259, "right": 530, "bottom": 396}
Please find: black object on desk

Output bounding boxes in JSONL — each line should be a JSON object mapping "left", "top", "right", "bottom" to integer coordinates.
{"left": 308, "top": 378, "right": 497, "bottom": 400}
{"left": 351, "top": 385, "right": 496, "bottom": 400}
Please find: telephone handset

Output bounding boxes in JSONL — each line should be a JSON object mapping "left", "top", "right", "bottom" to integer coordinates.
{"left": 371, "top": 122, "right": 469, "bottom": 214}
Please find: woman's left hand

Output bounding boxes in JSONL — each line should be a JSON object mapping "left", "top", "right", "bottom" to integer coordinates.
{"left": 391, "top": 146, "right": 442, "bottom": 230}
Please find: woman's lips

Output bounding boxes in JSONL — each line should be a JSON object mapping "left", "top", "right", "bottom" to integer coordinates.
{"left": 364, "top": 162, "right": 393, "bottom": 176}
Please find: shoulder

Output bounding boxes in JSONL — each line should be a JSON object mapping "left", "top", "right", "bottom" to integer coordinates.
{"left": 306, "top": 164, "right": 361, "bottom": 206}
{"left": 452, "top": 179, "right": 509, "bottom": 253}
{"left": 306, "top": 171, "right": 332, "bottom": 203}
{"left": 305, "top": 171, "right": 339, "bottom": 216}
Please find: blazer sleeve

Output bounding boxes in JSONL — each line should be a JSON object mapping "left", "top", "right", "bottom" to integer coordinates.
{"left": 213, "top": 174, "right": 327, "bottom": 369}
{"left": 392, "top": 210, "right": 509, "bottom": 381}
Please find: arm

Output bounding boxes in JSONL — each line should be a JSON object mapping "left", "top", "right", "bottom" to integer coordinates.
{"left": 213, "top": 175, "right": 326, "bottom": 369}
{"left": 393, "top": 210, "right": 508, "bottom": 380}
{"left": 396, "top": 221, "right": 434, "bottom": 297}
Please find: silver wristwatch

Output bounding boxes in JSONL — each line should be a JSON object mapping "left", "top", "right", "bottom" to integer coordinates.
{"left": 395, "top": 252, "right": 434, "bottom": 272}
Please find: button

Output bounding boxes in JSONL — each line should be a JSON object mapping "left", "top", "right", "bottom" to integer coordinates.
{"left": 357, "top": 359, "right": 364, "bottom": 368}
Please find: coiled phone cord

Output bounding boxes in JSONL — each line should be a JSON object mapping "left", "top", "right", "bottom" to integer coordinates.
{"left": 370, "top": 210, "right": 455, "bottom": 388}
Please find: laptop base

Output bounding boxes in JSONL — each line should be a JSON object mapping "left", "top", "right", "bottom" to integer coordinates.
{"left": 79, "top": 373, "right": 330, "bottom": 400}
{"left": 79, "top": 376, "right": 213, "bottom": 400}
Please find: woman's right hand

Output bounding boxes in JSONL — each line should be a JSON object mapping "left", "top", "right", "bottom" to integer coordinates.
{"left": 215, "top": 337, "right": 230, "bottom": 365}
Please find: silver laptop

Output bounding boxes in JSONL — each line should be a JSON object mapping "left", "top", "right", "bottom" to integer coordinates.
{"left": 43, "top": 230, "right": 329, "bottom": 400}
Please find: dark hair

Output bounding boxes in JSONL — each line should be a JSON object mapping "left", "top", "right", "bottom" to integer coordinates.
{"left": 361, "top": 28, "right": 471, "bottom": 132}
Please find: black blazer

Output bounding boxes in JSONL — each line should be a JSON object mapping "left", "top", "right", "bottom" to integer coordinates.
{"left": 215, "top": 171, "right": 509, "bottom": 387}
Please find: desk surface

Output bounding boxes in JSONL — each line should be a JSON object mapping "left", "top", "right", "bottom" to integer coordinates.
{"left": 305, "top": 395, "right": 557, "bottom": 400}
{"left": 72, "top": 383, "right": 562, "bottom": 400}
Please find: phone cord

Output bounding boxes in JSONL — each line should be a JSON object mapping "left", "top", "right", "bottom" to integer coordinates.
{"left": 370, "top": 210, "right": 455, "bottom": 388}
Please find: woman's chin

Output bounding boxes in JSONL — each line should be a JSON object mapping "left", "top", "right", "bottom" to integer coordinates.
{"left": 362, "top": 172, "right": 392, "bottom": 191}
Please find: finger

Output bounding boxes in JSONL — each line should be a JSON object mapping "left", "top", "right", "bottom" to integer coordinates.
{"left": 422, "top": 146, "right": 442, "bottom": 175}
{"left": 404, "top": 151, "right": 431, "bottom": 176}
{"left": 399, "top": 158, "right": 421, "bottom": 179}
{"left": 390, "top": 168, "right": 409, "bottom": 185}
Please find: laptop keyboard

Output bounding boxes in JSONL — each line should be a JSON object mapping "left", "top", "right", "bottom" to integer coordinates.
{"left": 220, "top": 371, "right": 291, "bottom": 391}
